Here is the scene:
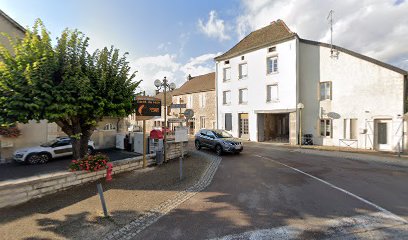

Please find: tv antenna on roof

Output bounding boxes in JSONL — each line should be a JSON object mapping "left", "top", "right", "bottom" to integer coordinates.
{"left": 327, "top": 10, "right": 339, "bottom": 58}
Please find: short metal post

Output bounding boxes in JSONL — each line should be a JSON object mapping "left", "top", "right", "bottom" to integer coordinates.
{"left": 179, "top": 141, "right": 184, "bottom": 181}
{"left": 97, "top": 183, "right": 108, "bottom": 217}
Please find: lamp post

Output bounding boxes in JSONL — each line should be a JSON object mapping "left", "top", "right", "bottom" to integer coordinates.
{"left": 154, "top": 77, "right": 176, "bottom": 162}
{"left": 297, "top": 103, "right": 304, "bottom": 146}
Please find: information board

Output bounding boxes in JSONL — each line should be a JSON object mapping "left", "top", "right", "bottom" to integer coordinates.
{"left": 134, "top": 97, "right": 161, "bottom": 117}
{"left": 175, "top": 127, "right": 188, "bottom": 142}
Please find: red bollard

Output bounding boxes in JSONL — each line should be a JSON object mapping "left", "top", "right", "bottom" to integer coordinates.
{"left": 106, "top": 163, "right": 113, "bottom": 181}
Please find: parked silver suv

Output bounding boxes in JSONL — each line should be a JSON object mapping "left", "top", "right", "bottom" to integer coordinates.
{"left": 195, "top": 129, "right": 243, "bottom": 155}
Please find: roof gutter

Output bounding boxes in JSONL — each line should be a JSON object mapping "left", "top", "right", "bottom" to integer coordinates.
{"left": 214, "top": 34, "right": 298, "bottom": 62}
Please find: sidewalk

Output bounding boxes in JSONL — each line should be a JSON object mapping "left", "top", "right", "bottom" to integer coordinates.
{"left": 0, "top": 151, "right": 212, "bottom": 240}
{"left": 250, "top": 141, "right": 408, "bottom": 167}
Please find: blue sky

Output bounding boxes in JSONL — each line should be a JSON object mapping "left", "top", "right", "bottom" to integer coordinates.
{"left": 1, "top": 0, "right": 407, "bottom": 94}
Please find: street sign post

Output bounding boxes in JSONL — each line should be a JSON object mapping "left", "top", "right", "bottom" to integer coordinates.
{"left": 133, "top": 96, "right": 161, "bottom": 168}
{"left": 170, "top": 103, "right": 187, "bottom": 109}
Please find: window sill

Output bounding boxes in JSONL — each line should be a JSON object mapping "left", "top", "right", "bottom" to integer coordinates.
{"left": 239, "top": 102, "right": 248, "bottom": 105}
{"left": 319, "top": 99, "right": 332, "bottom": 102}
{"left": 222, "top": 103, "right": 231, "bottom": 106}
{"left": 266, "top": 71, "right": 279, "bottom": 75}
{"left": 238, "top": 76, "right": 248, "bottom": 80}
{"left": 223, "top": 79, "right": 231, "bottom": 82}
{"left": 266, "top": 100, "right": 279, "bottom": 103}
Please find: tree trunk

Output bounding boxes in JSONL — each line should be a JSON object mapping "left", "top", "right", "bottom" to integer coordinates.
{"left": 56, "top": 118, "right": 96, "bottom": 160}
{"left": 79, "top": 130, "right": 92, "bottom": 157}
{"left": 71, "top": 138, "right": 81, "bottom": 160}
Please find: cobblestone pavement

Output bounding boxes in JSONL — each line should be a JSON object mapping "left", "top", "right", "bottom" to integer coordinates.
{"left": 103, "top": 151, "right": 222, "bottom": 240}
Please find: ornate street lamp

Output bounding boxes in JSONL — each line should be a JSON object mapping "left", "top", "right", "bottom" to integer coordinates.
{"left": 154, "top": 77, "right": 176, "bottom": 162}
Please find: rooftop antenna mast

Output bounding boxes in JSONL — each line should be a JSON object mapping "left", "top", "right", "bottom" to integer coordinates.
{"left": 327, "top": 10, "right": 339, "bottom": 58}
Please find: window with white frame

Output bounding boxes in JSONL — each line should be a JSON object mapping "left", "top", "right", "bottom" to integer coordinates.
{"left": 320, "top": 119, "right": 332, "bottom": 137}
{"left": 267, "top": 56, "right": 278, "bottom": 74}
{"left": 239, "top": 88, "right": 248, "bottom": 104}
{"left": 187, "top": 94, "right": 193, "bottom": 108}
{"left": 239, "top": 63, "right": 248, "bottom": 79}
{"left": 223, "top": 67, "right": 231, "bottom": 81}
{"left": 343, "top": 118, "right": 358, "bottom": 139}
{"left": 320, "top": 82, "right": 332, "bottom": 100}
{"left": 199, "top": 93, "right": 206, "bottom": 108}
{"left": 266, "top": 84, "right": 278, "bottom": 102}
{"left": 223, "top": 90, "right": 231, "bottom": 104}
{"left": 200, "top": 116, "right": 206, "bottom": 129}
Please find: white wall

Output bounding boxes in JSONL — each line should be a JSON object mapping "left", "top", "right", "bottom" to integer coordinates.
{"left": 217, "top": 39, "right": 298, "bottom": 141}
{"left": 299, "top": 42, "right": 405, "bottom": 151}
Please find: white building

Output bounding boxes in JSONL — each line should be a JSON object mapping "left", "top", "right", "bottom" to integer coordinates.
{"left": 215, "top": 20, "right": 407, "bottom": 152}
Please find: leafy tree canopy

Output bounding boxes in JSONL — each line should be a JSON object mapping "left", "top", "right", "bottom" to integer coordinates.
{"left": 0, "top": 19, "right": 140, "bottom": 158}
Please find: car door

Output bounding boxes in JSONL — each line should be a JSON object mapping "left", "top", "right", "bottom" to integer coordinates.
{"left": 52, "top": 139, "right": 73, "bottom": 157}
{"left": 206, "top": 131, "right": 217, "bottom": 149}
{"left": 199, "top": 130, "right": 210, "bottom": 147}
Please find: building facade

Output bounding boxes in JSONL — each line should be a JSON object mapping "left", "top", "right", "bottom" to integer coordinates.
{"left": 215, "top": 20, "right": 407, "bottom": 152}
{"left": 171, "top": 73, "right": 216, "bottom": 134}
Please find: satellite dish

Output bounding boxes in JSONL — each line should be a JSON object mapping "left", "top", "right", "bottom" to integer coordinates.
{"left": 184, "top": 109, "right": 194, "bottom": 119}
{"left": 327, "top": 112, "right": 341, "bottom": 119}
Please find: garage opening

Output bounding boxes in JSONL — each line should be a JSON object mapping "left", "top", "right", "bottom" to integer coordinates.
{"left": 258, "top": 113, "right": 289, "bottom": 142}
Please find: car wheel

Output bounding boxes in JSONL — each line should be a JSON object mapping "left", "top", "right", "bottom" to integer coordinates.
{"left": 87, "top": 147, "right": 94, "bottom": 155}
{"left": 38, "top": 153, "right": 51, "bottom": 164}
{"left": 215, "top": 145, "right": 223, "bottom": 156}
{"left": 195, "top": 140, "right": 201, "bottom": 150}
{"left": 26, "top": 154, "right": 39, "bottom": 164}
{"left": 27, "top": 153, "right": 49, "bottom": 164}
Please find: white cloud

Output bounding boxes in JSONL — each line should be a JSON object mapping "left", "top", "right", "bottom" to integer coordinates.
{"left": 236, "top": 0, "right": 408, "bottom": 70}
{"left": 198, "top": 10, "right": 230, "bottom": 41}
{"left": 131, "top": 53, "right": 218, "bottom": 95}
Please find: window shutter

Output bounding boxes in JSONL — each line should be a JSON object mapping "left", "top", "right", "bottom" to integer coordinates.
{"left": 225, "top": 113, "right": 232, "bottom": 131}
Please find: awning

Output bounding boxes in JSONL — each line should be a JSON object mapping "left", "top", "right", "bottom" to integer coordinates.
{"left": 254, "top": 108, "right": 296, "bottom": 114}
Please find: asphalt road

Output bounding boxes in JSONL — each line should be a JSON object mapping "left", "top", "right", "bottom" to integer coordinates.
{"left": 136, "top": 142, "right": 408, "bottom": 239}
{"left": 0, "top": 149, "right": 140, "bottom": 182}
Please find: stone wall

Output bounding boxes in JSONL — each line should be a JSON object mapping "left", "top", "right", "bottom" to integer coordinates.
{"left": 0, "top": 154, "right": 155, "bottom": 209}
{"left": 165, "top": 140, "right": 188, "bottom": 160}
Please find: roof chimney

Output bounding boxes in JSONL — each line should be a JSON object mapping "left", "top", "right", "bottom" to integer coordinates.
{"left": 187, "top": 74, "right": 192, "bottom": 81}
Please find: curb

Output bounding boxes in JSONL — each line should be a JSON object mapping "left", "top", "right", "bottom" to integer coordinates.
{"left": 103, "top": 151, "right": 222, "bottom": 240}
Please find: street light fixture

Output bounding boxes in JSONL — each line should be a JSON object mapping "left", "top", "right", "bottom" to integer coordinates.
{"left": 297, "top": 103, "right": 304, "bottom": 146}
{"left": 155, "top": 77, "right": 176, "bottom": 162}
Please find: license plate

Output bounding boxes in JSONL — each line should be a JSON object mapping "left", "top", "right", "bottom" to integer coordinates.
{"left": 235, "top": 145, "right": 242, "bottom": 149}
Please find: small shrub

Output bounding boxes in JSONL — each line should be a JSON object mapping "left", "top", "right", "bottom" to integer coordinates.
{"left": 69, "top": 153, "right": 110, "bottom": 172}
{"left": 0, "top": 126, "right": 21, "bottom": 138}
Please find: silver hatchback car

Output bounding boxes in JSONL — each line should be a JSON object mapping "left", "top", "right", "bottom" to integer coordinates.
{"left": 194, "top": 129, "right": 243, "bottom": 155}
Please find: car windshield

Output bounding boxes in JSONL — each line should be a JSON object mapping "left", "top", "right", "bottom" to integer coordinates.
{"left": 40, "top": 139, "right": 59, "bottom": 147}
{"left": 212, "top": 130, "right": 233, "bottom": 138}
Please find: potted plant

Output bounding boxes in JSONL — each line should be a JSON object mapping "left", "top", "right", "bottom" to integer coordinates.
{"left": 0, "top": 126, "right": 21, "bottom": 138}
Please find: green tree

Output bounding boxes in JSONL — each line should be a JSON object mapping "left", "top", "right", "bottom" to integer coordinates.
{"left": 0, "top": 19, "right": 140, "bottom": 159}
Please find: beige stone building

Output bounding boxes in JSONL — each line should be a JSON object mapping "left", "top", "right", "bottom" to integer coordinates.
{"left": 171, "top": 72, "right": 216, "bottom": 134}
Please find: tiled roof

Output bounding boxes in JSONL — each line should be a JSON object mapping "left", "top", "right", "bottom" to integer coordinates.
{"left": 215, "top": 19, "right": 296, "bottom": 61}
{"left": 300, "top": 39, "right": 407, "bottom": 75}
{"left": 172, "top": 72, "right": 215, "bottom": 96}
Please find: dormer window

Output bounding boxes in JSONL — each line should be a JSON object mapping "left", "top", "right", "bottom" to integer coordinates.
{"left": 268, "top": 46, "right": 276, "bottom": 53}
{"left": 241, "top": 56, "right": 245, "bottom": 60}
{"left": 224, "top": 60, "right": 230, "bottom": 64}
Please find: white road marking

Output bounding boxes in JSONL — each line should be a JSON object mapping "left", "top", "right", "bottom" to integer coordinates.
{"left": 255, "top": 154, "right": 408, "bottom": 224}
{"left": 210, "top": 212, "right": 408, "bottom": 240}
